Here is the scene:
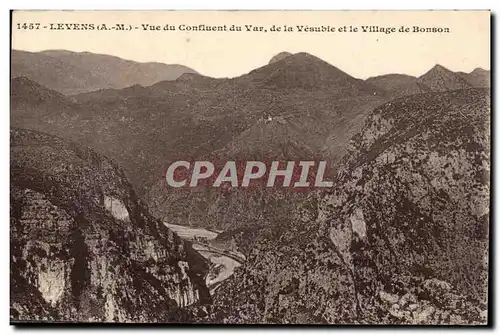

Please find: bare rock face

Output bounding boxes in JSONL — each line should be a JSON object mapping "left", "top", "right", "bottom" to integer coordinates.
{"left": 318, "top": 88, "right": 489, "bottom": 323}
{"left": 211, "top": 88, "right": 489, "bottom": 324}
{"left": 247, "top": 52, "right": 380, "bottom": 93}
{"left": 10, "top": 128, "right": 210, "bottom": 322}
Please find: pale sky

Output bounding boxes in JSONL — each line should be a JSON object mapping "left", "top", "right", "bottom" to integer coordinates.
{"left": 12, "top": 10, "right": 490, "bottom": 79}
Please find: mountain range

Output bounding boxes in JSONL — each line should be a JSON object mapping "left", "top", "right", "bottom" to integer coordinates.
{"left": 11, "top": 51, "right": 489, "bottom": 230}
{"left": 11, "top": 49, "right": 197, "bottom": 95}
{"left": 367, "top": 64, "right": 489, "bottom": 97}
{"left": 10, "top": 49, "right": 490, "bottom": 324}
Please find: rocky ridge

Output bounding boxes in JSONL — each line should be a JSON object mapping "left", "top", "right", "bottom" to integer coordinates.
{"left": 210, "top": 88, "right": 490, "bottom": 324}
{"left": 10, "top": 128, "right": 210, "bottom": 322}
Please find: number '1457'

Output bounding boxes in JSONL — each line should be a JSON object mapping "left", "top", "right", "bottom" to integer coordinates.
{"left": 16, "top": 23, "right": 40, "bottom": 30}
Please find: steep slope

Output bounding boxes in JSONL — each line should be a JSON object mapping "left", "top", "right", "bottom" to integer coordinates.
{"left": 73, "top": 73, "right": 229, "bottom": 104}
{"left": 10, "top": 77, "right": 83, "bottom": 130}
{"left": 239, "top": 52, "right": 383, "bottom": 95}
{"left": 395, "top": 81, "right": 432, "bottom": 97}
{"left": 212, "top": 116, "right": 316, "bottom": 160}
{"left": 146, "top": 115, "right": 321, "bottom": 233}
{"left": 11, "top": 49, "right": 197, "bottom": 95}
{"left": 171, "top": 73, "right": 227, "bottom": 89}
{"left": 457, "top": 68, "right": 490, "bottom": 88}
{"left": 12, "top": 50, "right": 387, "bottom": 195}
{"left": 366, "top": 65, "right": 488, "bottom": 99}
{"left": 11, "top": 76, "right": 68, "bottom": 104}
{"left": 10, "top": 128, "right": 210, "bottom": 322}
{"left": 211, "top": 88, "right": 490, "bottom": 324}
{"left": 11, "top": 54, "right": 387, "bottom": 247}
{"left": 140, "top": 54, "right": 387, "bottom": 230}
{"left": 417, "top": 64, "right": 472, "bottom": 92}
{"left": 146, "top": 88, "right": 384, "bottom": 231}
{"left": 11, "top": 77, "right": 251, "bottom": 196}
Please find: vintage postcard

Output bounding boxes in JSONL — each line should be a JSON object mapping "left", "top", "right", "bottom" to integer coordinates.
{"left": 10, "top": 10, "right": 490, "bottom": 325}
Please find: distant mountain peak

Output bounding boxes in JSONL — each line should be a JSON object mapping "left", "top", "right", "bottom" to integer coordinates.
{"left": 267, "top": 52, "right": 340, "bottom": 71}
{"left": 268, "top": 52, "right": 293, "bottom": 64}
{"left": 12, "top": 49, "right": 198, "bottom": 95}
{"left": 470, "top": 67, "right": 489, "bottom": 74}
{"left": 433, "top": 64, "right": 447, "bottom": 69}
{"left": 459, "top": 67, "right": 490, "bottom": 88}
{"left": 425, "top": 64, "right": 453, "bottom": 76}
{"left": 244, "top": 51, "right": 380, "bottom": 95}
{"left": 285, "top": 52, "right": 321, "bottom": 62}
{"left": 418, "top": 63, "right": 471, "bottom": 92}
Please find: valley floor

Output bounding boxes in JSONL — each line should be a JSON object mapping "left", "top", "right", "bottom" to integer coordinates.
{"left": 165, "top": 223, "right": 245, "bottom": 294}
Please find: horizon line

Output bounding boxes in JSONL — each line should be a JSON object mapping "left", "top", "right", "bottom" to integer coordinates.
{"left": 12, "top": 47, "right": 490, "bottom": 81}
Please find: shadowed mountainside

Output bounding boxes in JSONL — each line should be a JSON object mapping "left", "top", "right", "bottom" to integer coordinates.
{"left": 209, "top": 88, "right": 490, "bottom": 324}
{"left": 457, "top": 68, "right": 491, "bottom": 88}
{"left": 417, "top": 64, "right": 472, "bottom": 91}
{"left": 11, "top": 52, "right": 490, "bottom": 237}
{"left": 239, "top": 52, "right": 383, "bottom": 94}
{"left": 10, "top": 128, "right": 210, "bottom": 322}
{"left": 10, "top": 48, "right": 491, "bottom": 324}
{"left": 11, "top": 52, "right": 387, "bottom": 231}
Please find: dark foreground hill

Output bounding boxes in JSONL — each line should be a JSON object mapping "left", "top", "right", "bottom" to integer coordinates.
{"left": 11, "top": 49, "right": 197, "bottom": 95}
{"left": 10, "top": 128, "right": 210, "bottom": 322}
{"left": 210, "top": 88, "right": 490, "bottom": 324}
{"left": 11, "top": 52, "right": 490, "bottom": 261}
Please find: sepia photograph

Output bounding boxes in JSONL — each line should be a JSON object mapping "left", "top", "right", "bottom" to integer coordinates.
{"left": 9, "top": 10, "right": 491, "bottom": 325}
